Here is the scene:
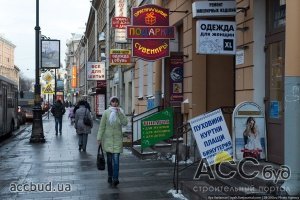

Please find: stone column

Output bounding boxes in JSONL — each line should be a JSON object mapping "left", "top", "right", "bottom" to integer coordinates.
{"left": 282, "top": 0, "right": 300, "bottom": 195}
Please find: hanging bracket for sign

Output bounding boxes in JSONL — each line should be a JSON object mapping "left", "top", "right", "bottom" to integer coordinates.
{"left": 237, "top": 6, "right": 250, "bottom": 17}
{"left": 170, "top": 10, "right": 188, "bottom": 14}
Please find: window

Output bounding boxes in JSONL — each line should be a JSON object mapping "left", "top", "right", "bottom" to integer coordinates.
{"left": 267, "top": 0, "right": 286, "bottom": 32}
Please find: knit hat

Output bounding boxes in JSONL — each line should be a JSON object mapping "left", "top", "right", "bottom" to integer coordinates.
{"left": 110, "top": 96, "right": 119, "bottom": 103}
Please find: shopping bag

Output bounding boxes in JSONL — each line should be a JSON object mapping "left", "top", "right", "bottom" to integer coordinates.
{"left": 97, "top": 144, "right": 105, "bottom": 170}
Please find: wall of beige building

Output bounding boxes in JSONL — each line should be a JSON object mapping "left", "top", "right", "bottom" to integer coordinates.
{"left": 0, "top": 36, "right": 19, "bottom": 86}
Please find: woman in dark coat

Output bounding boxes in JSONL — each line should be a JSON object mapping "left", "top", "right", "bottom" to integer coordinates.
{"left": 75, "top": 100, "right": 93, "bottom": 151}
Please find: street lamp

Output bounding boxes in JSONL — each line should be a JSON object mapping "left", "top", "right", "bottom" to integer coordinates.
{"left": 30, "top": 0, "right": 45, "bottom": 143}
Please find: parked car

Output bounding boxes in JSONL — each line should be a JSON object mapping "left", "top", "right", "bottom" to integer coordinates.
{"left": 17, "top": 106, "right": 26, "bottom": 125}
{"left": 23, "top": 106, "right": 33, "bottom": 121}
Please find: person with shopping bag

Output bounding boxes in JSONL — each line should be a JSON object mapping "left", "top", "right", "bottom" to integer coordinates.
{"left": 97, "top": 96, "right": 128, "bottom": 187}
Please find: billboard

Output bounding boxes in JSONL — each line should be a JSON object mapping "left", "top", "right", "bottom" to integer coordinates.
{"left": 41, "top": 40, "right": 60, "bottom": 69}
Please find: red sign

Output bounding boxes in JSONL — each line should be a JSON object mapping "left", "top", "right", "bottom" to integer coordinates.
{"left": 132, "top": 4, "right": 169, "bottom": 26}
{"left": 112, "top": 17, "right": 130, "bottom": 29}
{"left": 132, "top": 40, "right": 170, "bottom": 61}
{"left": 127, "top": 26, "right": 175, "bottom": 39}
{"left": 110, "top": 49, "right": 131, "bottom": 65}
{"left": 127, "top": 4, "right": 174, "bottom": 61}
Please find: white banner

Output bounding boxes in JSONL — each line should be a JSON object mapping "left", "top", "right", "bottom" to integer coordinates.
{"left": 196, "top": 20, "right": 236, "bottom": 55}
{"left": 192, "top": 1, "right": 236, "bottom": 18}
{"left": 189, "top": 109, "right": 233, "bottom": 166}
{"left": 96, "top": 94, "right": 105, "bottom": 115}
{"left": 87, "top": 62, "right": 105, "bottom": 81}
{"left": 115, "top": 0, "right": 128, "bottom": 43}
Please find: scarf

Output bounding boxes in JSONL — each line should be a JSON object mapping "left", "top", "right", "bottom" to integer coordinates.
{"left": 108, "top": 107, "right": 124, "bottom": 125}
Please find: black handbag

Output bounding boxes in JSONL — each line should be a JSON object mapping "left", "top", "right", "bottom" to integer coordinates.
{"left": 97, "top": 144, "right": 105, "bottom": 170}
{"left": 83, "top": 109, "right": 92, "bottom": 126}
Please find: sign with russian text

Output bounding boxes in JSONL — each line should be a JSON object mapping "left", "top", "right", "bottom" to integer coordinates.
{"left": 110, "top": 49, "right": 131, "bottom": 65}
{"left": 192, "top": 1, "right": 236, "bottom": 18}
{"left": 189, "top": 109, "right": 233, "bottom": 166}
{"left": 112, "top": 17, "right": 130, "bottom": 29}
{"left": 196, "top": 20, "right": 236, "bottom": 55}
{"left": 87, "top": 62, "right": 105, "bottom": 81}
{"left": 127, "top": 4, "right": 175, "bottom": 61}
{"left": 115, "top": 0, "right": 128, "bottom": 43}
{"left": 141, "top": 107, "right": 174, "bottom": 149}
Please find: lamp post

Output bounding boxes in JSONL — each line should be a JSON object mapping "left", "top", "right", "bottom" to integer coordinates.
{"left": 30, "top": 0, "right": 45, "bottom": 143}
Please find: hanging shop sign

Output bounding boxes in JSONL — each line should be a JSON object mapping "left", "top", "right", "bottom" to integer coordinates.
{"left": 115, "top": 0, "right": 128, "bottom": 43}
{"left": 71, "top": 66, "right": 77, "bottom": 88}
{"left": 232, "top": 102, "right": 267, "bottom": 161}
{"left": 127, "top": 4, "right": 175, "bottom": 61}
{"left": 141, "top": 107, "right": 174, "bottom": 149}
{"left": 110, "top": 49, "right": 131, "bottom": 65}
{"left": 189, "top": 109, "right": 233, "bottom": 166}
{"left": 192, "top": 1, "right": 236, "bottom": 18}
{"left": 41, "top": 40, "right": 60, "bottom": 69}
{"left": 112, "top": 17, "right": 131, "bottom": 29}
{"left": 169, "top": 54, "right": 184, "bottom": 103}
{"left": 196, "top": 20, "right": 236, "bottom": 55}
{"left": 87, "top": 62, "right": 105, "bottom": 81}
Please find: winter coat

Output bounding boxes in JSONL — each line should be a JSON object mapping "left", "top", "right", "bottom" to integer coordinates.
{"left": 97, "top": 107, "right": 128, "bottom": 153}
{"left": 75, "top": 105, "right": 93, "bottom": 134}
{"left": 51, "top": 102, "right": 65, "bottom": 118}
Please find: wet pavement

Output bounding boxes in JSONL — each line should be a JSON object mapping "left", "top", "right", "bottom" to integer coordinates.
{"left": 0, "top": 115, "right": 178, "bottom": 200}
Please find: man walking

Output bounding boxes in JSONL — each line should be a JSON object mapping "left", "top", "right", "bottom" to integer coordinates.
{"left": 51, "top": 99, "right": 66, "bottom": 135}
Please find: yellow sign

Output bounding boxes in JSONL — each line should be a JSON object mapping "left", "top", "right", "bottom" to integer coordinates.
{"left": 42, "top": 83, "right": 54, "bottom": 94}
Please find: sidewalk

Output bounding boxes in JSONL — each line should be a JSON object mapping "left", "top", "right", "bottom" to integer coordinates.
{"left": 0, "top": 115, "right": 179, "bottom": 200}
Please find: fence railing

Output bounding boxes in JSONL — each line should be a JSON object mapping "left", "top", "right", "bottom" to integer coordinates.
{"left": 131, "top": 106, "right": 161, "bottom": 146}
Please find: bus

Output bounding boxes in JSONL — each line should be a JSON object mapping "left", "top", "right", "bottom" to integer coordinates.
{"left": 0, "top": 74, "right": 18, "bottom": 137}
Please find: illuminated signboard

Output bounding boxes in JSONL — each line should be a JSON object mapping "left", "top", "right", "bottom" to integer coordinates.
{"left": 127, "top": 4, "right": 175, "bottom": 61}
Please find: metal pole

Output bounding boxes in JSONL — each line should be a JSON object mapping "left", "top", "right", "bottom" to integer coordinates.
{"left": 91, "top": 4, "right": 98, "bottom": 62}
{"left": 84, "top": 36, "right": 88, "bottom": 96}
{"left": 106, "top": 0, "right": 110, "bottom": 107}
{"left": 30, "top": 0, "right": 45, "bottom": 143}
{"left": 54, "top": 69, "right": 57, "bottom": 101}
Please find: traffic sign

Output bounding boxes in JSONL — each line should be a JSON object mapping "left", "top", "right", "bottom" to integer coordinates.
{"left": 42, "top": 83, "right": 54, "bottom": 94}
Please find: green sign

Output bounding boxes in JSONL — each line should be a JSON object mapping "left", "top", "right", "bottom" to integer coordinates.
{"left": 141, "top": 107, "right": 174, "bottom": 149}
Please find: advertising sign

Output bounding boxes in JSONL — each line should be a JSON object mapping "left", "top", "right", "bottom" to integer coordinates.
{"left": 141, "top": 107, "right": 174, "bottom": 149}
{"left": 41, "top": 40, "right": 60, "bottom": 69}
{"left": 232, "top": 102, "right": 267, "bottom": 160}
{"left": 112, "top": 17, "right": 130, "bottom": 29}
{"left": 196, "top": 20, "right": 236, "bottom": 55}
{"left": 115, "top": 0, "right": 128, "bottom": 43}
{"left": 96, "top": 94, "right": 105, "bottom": 115}
{"left": 56, "top": 80, "right": 64, "bottom": 92}
{"left": 110, "top": 49, "right": 131, "bottom": 65}
{"left": 87, "top": 62, "right": 105, "bottom": 81}
{"left": 192, "top": 1, "right": 236, "bottom": 18}
{"left": 127, "top": 4, "right": 175, "bottom": 61}
{"left": 189, "top": 109, "right": 233, "bottom": 166}
{"left": 169, "top": 54, "right": 184, "bottom": 103}
{"left": 71, "top": 66, "right": 77, "bottom": 88}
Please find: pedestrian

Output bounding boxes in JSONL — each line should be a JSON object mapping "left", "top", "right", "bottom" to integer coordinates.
{"left": 97, "top": 96, "right": 128, "bottom": 187}
{"left": 75, "top": 100, "right": 93, "bottom": 152}
{"left": 51, "top": 99, "right": 66, "bottom": 135}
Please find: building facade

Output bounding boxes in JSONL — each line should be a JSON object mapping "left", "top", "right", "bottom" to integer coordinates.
{"left": 0, "top": 36, "right": 19, "bottom": 86}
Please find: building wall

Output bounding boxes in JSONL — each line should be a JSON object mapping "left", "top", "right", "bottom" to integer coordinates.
{"left": 0, "top": 36, "right": 18, "bottom": 84}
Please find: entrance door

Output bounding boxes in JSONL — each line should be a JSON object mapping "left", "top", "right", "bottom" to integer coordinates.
{"left": 265, "top": 34, "right": 284, "bottom": 164}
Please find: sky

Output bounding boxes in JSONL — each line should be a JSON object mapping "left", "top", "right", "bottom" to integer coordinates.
{"left": 0, "top": 0, "right": 91, "bottom": 79}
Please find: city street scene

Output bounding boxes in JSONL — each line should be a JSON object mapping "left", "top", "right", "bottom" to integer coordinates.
{"left": 1, "top": 0, "right": 300, "bottom": 199}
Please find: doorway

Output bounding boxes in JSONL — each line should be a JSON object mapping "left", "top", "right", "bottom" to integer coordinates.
{"left": 264, "top": 0, "right": 286, "bottom": 164}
